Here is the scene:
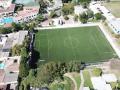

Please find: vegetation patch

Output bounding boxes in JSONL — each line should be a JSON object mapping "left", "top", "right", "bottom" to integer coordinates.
{"left": 92, "top": 68, "right": 102, "bottom": 76}
{"left": 50, "top": 77, "right": 74, "bottom": 90}
{"left": 83, "top": 70, "right": 93, "bottom": 89}
{"left": 71, "top": 72, "right": 81, "bottom": 90}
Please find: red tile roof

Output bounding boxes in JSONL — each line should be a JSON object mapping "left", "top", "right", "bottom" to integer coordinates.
{"left": 0, "top": 4, "right": 15, "bottom": 13}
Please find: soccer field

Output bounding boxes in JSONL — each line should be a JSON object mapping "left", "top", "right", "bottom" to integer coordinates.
{"left": 34, "top": 26, "right": 117, "bottom": 63}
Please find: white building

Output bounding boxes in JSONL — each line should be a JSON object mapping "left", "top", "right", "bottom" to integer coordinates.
{"left": 102, "top": 74, "right": 117, "bottom": 83}
{"left": 83, "top": 87, "right": 90, "bottom": 90}
{"left": 91, "top": 77, "right": 112, "bottom": 90}
{"left": 91, "top": 74, "right": 117, "bottom": 90}
{"left": 14, "top": 6, "right": 39, "bottom": 23}
{"left": 108, "top": 19, "right": 120, "bottom": 34}
{"left": 90, "top": 2, "right": 120, "bottom": 34}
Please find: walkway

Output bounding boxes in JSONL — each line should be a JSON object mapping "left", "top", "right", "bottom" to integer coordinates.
{"left": 35, "top": 23, "right": 99, "bottom": 30}
{"left": 79, "top": 70, "right": 84, "bottom": 90}
{"left": 64, "top": 73, "right": 77, "bottom": 90}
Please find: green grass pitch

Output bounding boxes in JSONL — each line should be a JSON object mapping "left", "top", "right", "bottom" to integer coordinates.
{"left": 34, "top": 26, "right": 117, "bottom": 63}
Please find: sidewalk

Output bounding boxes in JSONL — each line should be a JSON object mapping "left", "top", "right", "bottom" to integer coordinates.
{"left": 79, "top": 70, "right": 84, "bottom": 90}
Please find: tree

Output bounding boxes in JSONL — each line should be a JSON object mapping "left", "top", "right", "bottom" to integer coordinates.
{"left": 36, "top": 15, "right": 45, "bottom": 22}
{"left": 21, "top": 23, "right": 29, "bottom": 30}
{"left": 92, "top": 68, "right": 102, "bottom": 76}
{"left": 87, "top": 10, "right": 94, "bottom": 18}
{"left": 38, "top": 0, "right": 47, "bottom": 14}
{"left": 0, "top": 28, "right": 12, "bottom": 34}
{"left": 82, "top": 2, "right": 88, "bottom": 9}
{"left": 12, "top": 22, "right": 22, "bottom": 32}
{"left": 64, "top": 15, "right": 69, "bottom": 20}
{"left": 19, "top": 56, "right": 29, "bottom": 78}
{"left": 79, "top": 0, "right": 91, "bottom": 3}
{"left": 79, "top": 12, "right": 88, "bottom": 23}
{"left": 50, "top": 11, "right": 57, "bottom": 18}
{"left": 62, "top": 3, "right": 74, "bottom": 15}
{"left": 74, "top": 14, "right": 78, "bottom": 21}
{"left": 12, "top": 44, "right": 22, "bottom": 56}
{"left": 95, "top": 13, "right": 102, "bottom": 20}
{"left": 21, "top": 47, "right": 28, "bottom": 58}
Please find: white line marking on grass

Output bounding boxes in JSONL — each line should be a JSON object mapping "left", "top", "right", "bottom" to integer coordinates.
{"left": 66, "top": 30, "right": 77, "bottom": 60}
{"left": 47, "top": 32, "right": 49, "bottom": 59}
{"left": 90, "top": 32, "right": 101, "bottom": 58}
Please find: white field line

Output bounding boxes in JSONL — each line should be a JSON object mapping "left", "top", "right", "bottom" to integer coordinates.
{"left": 98, "top": 23, "right": 120, "bottom": 58}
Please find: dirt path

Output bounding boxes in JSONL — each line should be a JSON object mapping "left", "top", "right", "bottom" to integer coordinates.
{"left": 64, "top": 73, "right": 77, "bottom": 90}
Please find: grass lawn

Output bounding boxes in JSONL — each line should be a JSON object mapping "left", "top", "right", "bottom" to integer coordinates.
{"left": 49, "top": 77, "right": 74, "bottom": 90}
{"left": 83, "top": 70, "right": 93, "bottom": 89}
{"left": 71, "top": 73, "right": 81, "bottom": 90}
{"left": 103, "top": 2, "right": 120, "bottom": 18}
{"left": 35, "top": 26, "right": 116, "bottom": 63}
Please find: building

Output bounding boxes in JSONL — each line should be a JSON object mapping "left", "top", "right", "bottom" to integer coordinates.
{"left": 90, "top": 2, "right": 120, "bottom": 34}
{"left": 107, "top": 19, "right": 120, "bottom": 34}
{"left": 0, "top": 4, "right": 15, "bottom": 17}
{"left": 91, "top": 77, "right": 112, "bottom": 90}
{"left": 91, "top": 74, "right": 117, "bottom": 90}
{"left": 0, "top": 56, "right": 21, "bottom": 90}
{"left": 83, "top": 87, "right": 90, "bottom": 90}
{"left": 0, "top": 0, "right": 12, "bottom": 8}
{"left": 0, "top": 31, "right": 28, "bottom": 58}
{"left": 14, "top": 6, "right": 39, "bottom": 23}
{"left": 102, "top": 74, "right": 117, "bottom": 83}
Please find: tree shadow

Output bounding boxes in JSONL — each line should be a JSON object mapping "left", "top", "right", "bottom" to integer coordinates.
{"left": 29, "top": 49, "right": 40, "bottom": 69}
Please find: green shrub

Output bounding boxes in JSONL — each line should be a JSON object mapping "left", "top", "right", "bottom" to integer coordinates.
{"left": 64, "top": 15, "right": 69, "bottom": 20}
{"left": 92, "top": 68, "right": 102, "bottom": 76}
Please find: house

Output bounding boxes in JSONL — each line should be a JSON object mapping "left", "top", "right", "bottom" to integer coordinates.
{"left": 0, "top": 0, "right": 12, "bottom": 8}
{"left": 14, "top": 6, "right": 39, "bottom": 23}
{"left": 0, "top": 56, "right": 21, "bottom": 90}
{"left": 0, "top": 31, "right": 28, "bottom": 58}
{"left": 0, "top": 4, "right": 15, "bottom": 17}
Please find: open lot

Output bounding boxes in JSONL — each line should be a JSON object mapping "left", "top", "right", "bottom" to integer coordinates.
{"left": 103, "top": 2, "right": 120, "bottom": 18}
{"left": 34, "top": 26, "right": 117, "bottom": 63}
